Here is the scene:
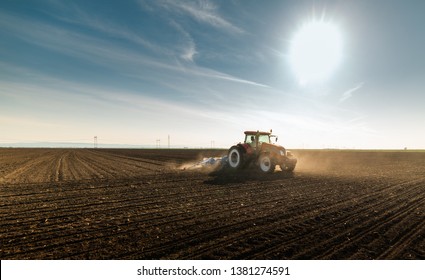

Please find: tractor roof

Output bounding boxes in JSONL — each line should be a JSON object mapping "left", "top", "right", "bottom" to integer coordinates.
{"left": 244, "top": 131, "right": 271, "bottom": 135}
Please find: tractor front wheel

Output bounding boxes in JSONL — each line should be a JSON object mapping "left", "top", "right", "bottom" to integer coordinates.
{"left": 259, "top": 154, "right": 275, "bottom": 173}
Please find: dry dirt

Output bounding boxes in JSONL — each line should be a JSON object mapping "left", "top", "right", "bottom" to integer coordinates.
{"left": 0, "top": 148, "right": 424, "bottom": 259}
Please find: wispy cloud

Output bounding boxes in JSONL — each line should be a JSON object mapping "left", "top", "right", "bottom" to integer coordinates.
{"left": 0, "top": 71, "right": 250, "bottom": 145}
{"left": 1, "top": 6, "right": 275, "bottom": 146}
{"left": 38, "top": 3, "right": 173, "bottom": 56}
{"left": 340, "top": 82, "right": 364, "bottom": 102}
{"left": 143, "top": 0, "right": 244, "bottom": 34}
{"left": 168, "top": 20, "right": 198, "bottom": 62}
{"left": 51, "top": 2, "right": 199, "bottom": 62}
{"left": 1, "top": 10, "right": 268, "bottom": 103}
{"left": 202, "top": 70, "right": 270, "bottom": 88}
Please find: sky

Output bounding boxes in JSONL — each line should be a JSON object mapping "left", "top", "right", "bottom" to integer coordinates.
{"left": 1, "top": 0, "right": 424, "bottom": 149}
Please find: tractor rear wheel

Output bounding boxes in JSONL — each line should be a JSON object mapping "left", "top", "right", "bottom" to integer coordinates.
{"left": 259, "top": 154, "right": 275, "bottom": 173}
{"left": 228, "top": 146, "right": 244, "bottom": 169}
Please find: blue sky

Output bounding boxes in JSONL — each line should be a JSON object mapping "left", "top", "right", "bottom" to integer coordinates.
{"left": 1, "top": 0, "right": 424, "bottom": 149}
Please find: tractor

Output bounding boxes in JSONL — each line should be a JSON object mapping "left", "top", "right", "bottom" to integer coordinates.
{"left": 227, "top": 130, "right": 297, "bottom": 173}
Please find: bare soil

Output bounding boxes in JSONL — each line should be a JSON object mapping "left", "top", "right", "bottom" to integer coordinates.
{"left": 0, "top": 148, "right": 424, "bottom": 259}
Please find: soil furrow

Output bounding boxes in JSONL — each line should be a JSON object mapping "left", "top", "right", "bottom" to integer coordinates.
{"left": 1, "top": 148, "right": 424, "bottom": 259}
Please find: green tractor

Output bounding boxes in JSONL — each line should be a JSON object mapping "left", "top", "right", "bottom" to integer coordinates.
{"left": 227, "top": 130, "right": 297, "bottom": 173}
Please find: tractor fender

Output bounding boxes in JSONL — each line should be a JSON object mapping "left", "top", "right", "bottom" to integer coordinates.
{"left": 240, "top": 143, "right": 254, "bottom": 155}
{"left": 228, "top": 143, "right": 248, "bottom": 153}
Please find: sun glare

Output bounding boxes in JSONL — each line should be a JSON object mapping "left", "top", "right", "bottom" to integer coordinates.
{"left": 289, "top": 20, "right": 342, "bottom": 85}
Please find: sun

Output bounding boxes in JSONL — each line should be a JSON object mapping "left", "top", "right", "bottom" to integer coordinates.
{"left": 289, "top": 20, "right": 342, "bottom": 85}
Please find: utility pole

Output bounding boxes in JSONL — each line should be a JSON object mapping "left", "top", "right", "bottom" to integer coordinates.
{"left": 94, "top": 136, "right": 98, "bottom": 148}
{"left": 156, "top": 139, "right": 160, "bottom": 149}
{"left": 168, "top": 135, "right": 170, "bottom": 149}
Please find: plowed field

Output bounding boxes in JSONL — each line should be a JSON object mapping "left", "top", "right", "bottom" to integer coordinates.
{"left": 0, "top": 148, "right": 424, "bottom": 259}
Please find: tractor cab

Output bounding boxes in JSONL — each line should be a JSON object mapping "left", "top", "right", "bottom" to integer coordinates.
{"left": 244, "top": 131, "right": 272, "bottom": 150}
